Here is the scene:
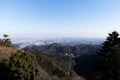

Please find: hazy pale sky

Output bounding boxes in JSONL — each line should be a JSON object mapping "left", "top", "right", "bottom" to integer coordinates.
{"left": 0, "top": 0, "right": 120, "bottom": 38}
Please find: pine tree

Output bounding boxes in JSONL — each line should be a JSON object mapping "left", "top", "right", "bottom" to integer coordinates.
{"left": 0, "top": 34, "right": 12, "bottom": 47}
{"left": 93, "top": 31, "right": 120, "bottom": 80}
{"left": 3, "top": 34, "right": 12, "bottom": 47}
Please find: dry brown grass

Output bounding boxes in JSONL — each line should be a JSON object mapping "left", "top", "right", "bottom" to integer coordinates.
{"left": 0, "top": 47, "right": 18, "bottom": 61}
{"left": 38, "top": 66, "right": 51, "bottom": 80}
{"left": 71, "top": 76, "right": 86, "bottom": 80}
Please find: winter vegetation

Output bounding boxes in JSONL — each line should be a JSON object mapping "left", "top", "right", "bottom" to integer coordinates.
{"left": 0, "top": 31, "right": 120, "bottom": 80}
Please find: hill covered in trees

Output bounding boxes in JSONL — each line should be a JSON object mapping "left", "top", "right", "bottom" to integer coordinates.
{"left": 0, "top": 35, "right": 84, "bottom": 80}
{"left": 0, "top": 35, "right": 40, "bottom": 80}
{"left": 23, "top": 43, "right": 99, "bottom": 57}
{"left": 0, "top": 31, "right": 120, "bottom": 80}
{"left": 22, "top": 41, "right": 100, "bottom": 80}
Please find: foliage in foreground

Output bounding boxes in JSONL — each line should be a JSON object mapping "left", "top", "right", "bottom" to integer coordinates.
{"left": 0, "top": 51, "right": 39, "bottom": 80}
{"left": 93, "top": 31, "right": 120, "bottom": 80}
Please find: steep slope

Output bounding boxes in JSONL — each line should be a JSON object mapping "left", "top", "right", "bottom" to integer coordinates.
{"left": 0, "top": 47, "right": 17, "bottom": 61}
{"left": 0, "top": 47, "right": 52, "bottom": 80}
{"left": 0, "top": 46, "right": 84, "bottom": 80}
{"left": 23, "top": 43, "right": 100, "bottom": 80}
{"left": 0, "top": 37, "right": 87, "bottom": 80}
{"left": 28, "top": 49, "right": 85, "bottom": 80}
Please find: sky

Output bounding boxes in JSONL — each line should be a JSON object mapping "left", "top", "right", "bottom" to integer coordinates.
{"left": 0, "top": 0, "right": 120, "bottom": 38}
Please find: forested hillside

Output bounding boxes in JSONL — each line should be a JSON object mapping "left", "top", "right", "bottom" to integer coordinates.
{"left": 23, "top": 41, "right": 100, "bottom": 80}
{"left": 0, "top": 31, "right": 120, "bottom": 80}
{"left": 23, "top": 43, "right": 99, "bottom": 57}
{"left": 0, "top": 35, "right": 84, "bottom": 80}
{"left": 0, "top": 35, "right": 40, "bottom": 80}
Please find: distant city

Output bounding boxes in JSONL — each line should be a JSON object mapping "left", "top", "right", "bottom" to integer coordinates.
{"left": 12, "top": 37, "right": 105, "bottom": 49}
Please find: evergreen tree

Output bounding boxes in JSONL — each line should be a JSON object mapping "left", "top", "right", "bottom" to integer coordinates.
{"left": 3, "top": 34, "right": 12, "bottom": 47}
{"left": 0, "top": 34, "right": 12, "bottom": 47}
{"left": 93, "top": 31, "right": 120, "bottom": 80}
{"left": 3, "top": 34, "right": 9, "bottom": 39}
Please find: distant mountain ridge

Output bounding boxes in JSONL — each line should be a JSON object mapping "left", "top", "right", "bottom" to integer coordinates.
{"left": 22, "top": 42, "right": 100, "bottom": 80}
{"left": 12, "top": 37, "right": 104, "bottom": 49}
{"left": 0, "top": 36, "right": 102, "bottom": 80}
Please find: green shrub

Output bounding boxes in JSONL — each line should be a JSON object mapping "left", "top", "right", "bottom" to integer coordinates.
{"left": 1, "top": 51, "right": 39, "bottom": 80}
